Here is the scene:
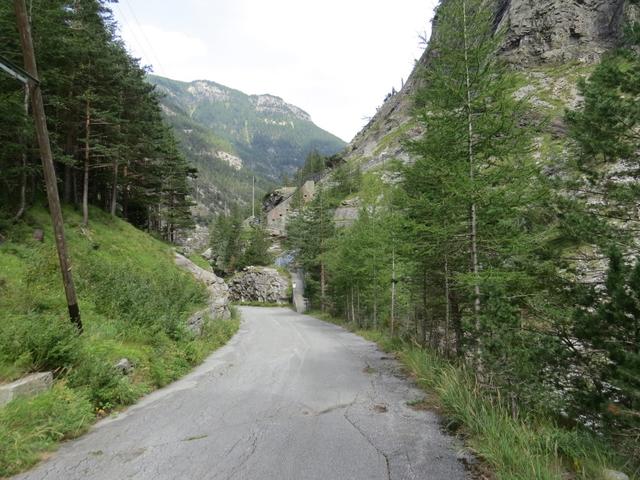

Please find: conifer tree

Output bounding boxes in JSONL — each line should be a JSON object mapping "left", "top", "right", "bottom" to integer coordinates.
{"left": 403, "top": 0, "right": 551, "bottom": 377}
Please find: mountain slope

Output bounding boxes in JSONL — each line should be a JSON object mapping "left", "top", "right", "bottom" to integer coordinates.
{"left": 344, "top": 0, "right": 640, "bottom": 171}
{"left": 149, "top": 75, "right": 346, "bottom": 217}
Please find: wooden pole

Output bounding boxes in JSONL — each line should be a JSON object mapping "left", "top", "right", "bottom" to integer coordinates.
{"left": 14, "top": 0, "right": 83, "bottom": 331}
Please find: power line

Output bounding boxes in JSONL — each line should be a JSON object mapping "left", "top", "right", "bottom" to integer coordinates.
{"left": 114, "top": 2, "right": 164, "bottom": 76}
{"left": 120, "top": 0, "right": 167, "bottom": 76}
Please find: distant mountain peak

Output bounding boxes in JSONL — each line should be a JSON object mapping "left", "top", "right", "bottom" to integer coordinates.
{"left": 186, "top": 81, "right": 230, "bottom": 102}
{"left": 147, "top": 74, "right": 345, "bottom": 217}
{"left": 249, "top": 94, "right": 311, "bottom": 122}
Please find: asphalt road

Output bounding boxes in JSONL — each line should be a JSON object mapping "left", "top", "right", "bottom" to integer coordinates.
{"left": 15, "top": 307, "right": 468, "bottom": 480}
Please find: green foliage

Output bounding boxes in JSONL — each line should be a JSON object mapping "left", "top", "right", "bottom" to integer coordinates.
{"left": 238, "top": 224, "right": 273, "bottom": 269}
{"left": 0, "top": 315, "right": 81, "bottom": 380}
{"left": 566, "top": 48, "right": 640, "bottom": 166}
{"left": 0, "top": 1, "right": 194, "bottom": 239}
{"left": 571, "top": 250, "right": 640, "bottom": 450}
{"left": 0, "top": 206, "right": 239, "bottom": 475}
{"left": 293, "top": 0, "right": 640, "bottom": 472}
{"left": 0, "top": 384, "right": 93, "bottom": 477}
{"left": 209, "top": 210, "right": 244, "bottom": 276}
{"left": 330, "top": 162, "right": 362, "bottom": 199}
{"left": 286, "top": 186, "right": 335, "bottom": 309}
{"left": 187, "top": 253, "right": 212, "bottom": 271}
{"left": 396, "top": 0, "right": 570, "bottom": 409}
{"left": 295, "top": 149, "right": 327, "bottom": 183}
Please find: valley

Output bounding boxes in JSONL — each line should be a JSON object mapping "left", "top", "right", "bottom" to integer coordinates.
{"left": 1, "top": 0, "right": 639, "bottom": 479}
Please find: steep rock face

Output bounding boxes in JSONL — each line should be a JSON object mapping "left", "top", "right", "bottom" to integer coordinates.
{"left": 344, "top": 0, "right": 639, "bottom": 171}
{"left": 229, "top": 267, "right": 290, "bottom": 304}
{"left": 499, "top": 0, "right": 633, "bottom": 66}
{"left": 174, "top": 253, "right": 231, "bottom": 333}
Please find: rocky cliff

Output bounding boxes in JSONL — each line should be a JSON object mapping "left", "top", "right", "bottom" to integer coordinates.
{"left": 344, "top": 0, "right": 640, "bottom": 171}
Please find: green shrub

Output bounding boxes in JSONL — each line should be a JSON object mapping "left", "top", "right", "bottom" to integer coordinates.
{"left": 0, "top": 206, "right": 239, "bottom": 476}
{"left": 0, "top": 384, "right": 93, "bottom": 477}
{"left": 0, "top": 314, "right": 80, "bottom": 381}
{"left": 68, "top": 349, "right": 146, "bottom": 410}
{"left": 76, "top": 254, "right": 204, "bottom": 340}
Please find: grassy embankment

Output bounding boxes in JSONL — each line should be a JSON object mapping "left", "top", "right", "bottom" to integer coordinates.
{"left": 310, "top": 311, "right": 637, "bottom": 480}
{"left": 0, "top": 206, "right": 239, "bottom": 477}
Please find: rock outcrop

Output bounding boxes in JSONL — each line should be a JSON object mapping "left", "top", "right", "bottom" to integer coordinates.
{"left": 175, "top": 253, "right": 231, "bottom": 334}
{"left": 334, "top": 197, "right": 361, "bottom": 228}
{"left": 229, "top": 267, "right": 290, "bottom": 304}
{"left": 0, "top": 372, "right": 53, "bottom": 407}
{"left": 499, "top": 0, "right": 636, "bottom": 66}
{"left": 343, "top": 0, "right": 640, "bottom": 172}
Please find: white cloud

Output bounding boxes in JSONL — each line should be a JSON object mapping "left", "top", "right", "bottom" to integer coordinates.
{"left": 113, "top": 0, "right": 438, "bottom": 142}
{"left": 117, "top": 22, "right": 208, "bottom": 80}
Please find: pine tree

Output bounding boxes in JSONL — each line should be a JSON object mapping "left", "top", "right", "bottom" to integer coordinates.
{"left": 239, "top": 224, "right": 272, "bottom": 269}
{"left": 286, "top": 186, "right": 334, "bottom": 310}
{"left": 0, "top": 0, "right": 196, "bottom": 238}
{"left": 403, "top": 0, "right": 559, "bottom": 388}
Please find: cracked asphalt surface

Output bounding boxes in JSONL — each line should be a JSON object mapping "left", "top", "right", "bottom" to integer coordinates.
{"left": 14, "top": 307, "right": 468, "bottom": 480}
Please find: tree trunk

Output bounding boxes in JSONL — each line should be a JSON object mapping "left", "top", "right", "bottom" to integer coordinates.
{"left": 110, "top": 158, "right": 118, "bottom": 216}
{"left": 462, "top": 0, "right": 482, "bottom": 365}
{"left": 63, "top": 164, "right": 72, "bottom": 204}
{"left": 13, "top": 84, "right": 29, "bottom": 222}
{"left": 356, "top": 287, "right": 361, "bottom": 327}
{"left": 82, "top": 98, "right": 90, "bottom": 227}
{"left": 320, "top": 260, "right": 326, "bottom": 313}
{"left": 72, "top": 167, "right": 78, "bottom": 206}
{"left": 350, "top": 286, "right": 356, "bottom": 326}
{"left": 450, "top": 291, "right": 463, "bottom": 357}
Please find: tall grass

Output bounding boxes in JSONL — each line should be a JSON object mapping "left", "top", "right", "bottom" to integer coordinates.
{"left": 0, "top": 384, "right": 93, "bottom": 477}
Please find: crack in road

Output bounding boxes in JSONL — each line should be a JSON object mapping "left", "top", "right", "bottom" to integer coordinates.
{"left": 343, "top": 407, "right": 392, "bottom": 480}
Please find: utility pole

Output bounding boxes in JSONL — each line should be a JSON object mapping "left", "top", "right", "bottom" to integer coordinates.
{"left": 252, "top": 175, "right": 255, "bottom": 218}
{"left": 13, "top": 0, "right": 83, "bottom": 331}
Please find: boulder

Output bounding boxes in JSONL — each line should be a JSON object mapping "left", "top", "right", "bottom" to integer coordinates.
{"left": 186, "top": 310, "right": 207, "bottom": 336}
{"left": 603, "top": 470, "right": 630, "bottom": 480}
{"left": 175, "top": 253, "right": 231, "bottom": 323}
{"left": 229, "top": 266, "right": 289, "bottom": 304}
{"left": 114, "top": 358, "right": 134, "bottom": 375}
{"left": 0, "top": 372, "right": 53, "bottom": 406}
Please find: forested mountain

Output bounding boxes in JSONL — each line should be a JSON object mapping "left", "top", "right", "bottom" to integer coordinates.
{"left": 284, "top": 0, "right": 640, "bottom": 474}
{"left": 149, "top": 75, "right": 346, "bottom": 216}
{"left": 0, "top": 1, "right": 194, "bottom": 240}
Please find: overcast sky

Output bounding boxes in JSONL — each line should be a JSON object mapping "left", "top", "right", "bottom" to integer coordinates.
{"left": 112, "top": 0, "right": 438, "bottom": 142}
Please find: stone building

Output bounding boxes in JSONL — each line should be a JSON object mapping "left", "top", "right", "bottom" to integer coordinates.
{"left": 265, "top": 180, "right": 315, "bottom": 236}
